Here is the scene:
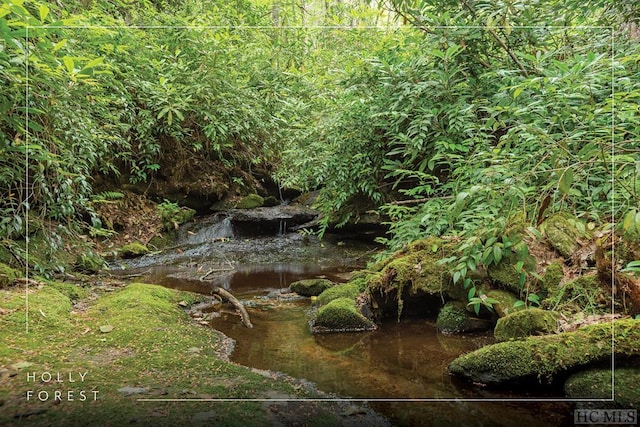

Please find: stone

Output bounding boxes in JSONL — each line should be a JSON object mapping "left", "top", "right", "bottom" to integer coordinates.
{"left": 493, "top": 308, "right": 558, "bottom": 342}
{"left": 313, "top": 297, "right": 376, "bottom": 333}
{"left": 564, "top": 367, "right": 640, "bottom": 409}
{"left": 541, "top": 212, "right": 590, "bottom": 258}
{"left": 448, "top": 319, "right": 640, "bottom": 386}
{"left": 436, "top": 302, "right": 476, "bottom": 334}
{"left": 290, "top": 278, "right": 334, "bottom": 297}
{"left": 316, "top": 283, "right": 360, "bottom": 305}
{"left": 486, "top": 289, "right": 523, "bottom": 318}
{"left": 236, "top": 194, "right": 264, "bottom": 209}
{"left": 119, "top": 242, "right": 149, "bottom": 258}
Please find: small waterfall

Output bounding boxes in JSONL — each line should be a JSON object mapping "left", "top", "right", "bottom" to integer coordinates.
{"left": 278, "top": 220, "right": 287, "bottom": 236}
{"left": 185, "top": 215, "right": 234, "bottom": 245}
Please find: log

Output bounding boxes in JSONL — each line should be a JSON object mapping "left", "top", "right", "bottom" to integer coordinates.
{"left": 210, "top": 287, "right": 253, "bottom": 328}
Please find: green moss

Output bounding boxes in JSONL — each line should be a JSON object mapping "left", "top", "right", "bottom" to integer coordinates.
{"left": 315, "top": 297, "right": 375, "bottom": 331}
{"left": 170, "top": 207, "right": 196, "bottom": 227}
{"left": 0, "top": 262, "right": 20, "bottom": 288}
{"left": 486, "top": 289, "right": 523, "bottom": 318}
{"left": 48, "top": 281, "right": 91, "bottom": 301}
{"left": 367, "top": 237, "right": 457, "bottom": 318}
{"left": 487, "top": 251, "right": 535, "bottom": 293}
{"left": 290, "top": 278, "right": 334, "bottom": 297}
{"left": 493, "top": 308, "right": 559, "bottom": 342}
{"left": 263, "top": 196, "right": 279, "bottom": 207}
{"left": 317, "top": 283, "right": 360, "bottom": 305}
{"left": 543, "top": 273, "right": 610, "bottom": 315}
{"left": 449, "top": 319, "right": 640, "bottom": 385}
{"left": 436, "top": 301, "right": 473, "bottom": 334}
{"left": 74, "top": 252, "right": 107, "bottom": 273}
{"left": 540, "top": 261, "right": 564, "bottom": 295}
{"left": 541, "top": 212, "right": 590, "bottom": 258}
{"left": 119, "top": 242, "right": 149, "bottom": 258}
{"left": 0, "top": 282, "right": 357, "bottom": 426}
{"left": 1, "top": 285, "right": 72, "bottom": 330}
{"left": 236, "top": 194, "right": 264, "bottom": 209}
{"left": 565, "top": 367, "right": 640, "bottom": 408}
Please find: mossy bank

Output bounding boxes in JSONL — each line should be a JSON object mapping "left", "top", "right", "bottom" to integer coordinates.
{"left": 0, "top": 281, "right": 387, "bottom": 426}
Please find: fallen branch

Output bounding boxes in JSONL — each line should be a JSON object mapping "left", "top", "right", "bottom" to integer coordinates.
{"left": 210, "top": 287, "right": 253, "bottom": 328}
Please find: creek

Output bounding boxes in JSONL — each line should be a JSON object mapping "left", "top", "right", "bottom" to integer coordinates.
{"left": 111, "top": 211, "right": 572, "bottom": 426}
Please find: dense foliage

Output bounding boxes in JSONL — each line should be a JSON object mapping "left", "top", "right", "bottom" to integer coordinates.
{"left": 1, "top": 0, "right": 638, "bottom": 284}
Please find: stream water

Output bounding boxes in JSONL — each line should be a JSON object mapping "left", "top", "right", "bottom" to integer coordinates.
{"left": 111, "top": 212, "right": 572, "bottom": 426}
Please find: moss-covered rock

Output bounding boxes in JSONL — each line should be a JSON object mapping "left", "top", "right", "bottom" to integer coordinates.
{"left": 541, "top": 212, "right": 590, "bottom": 258}
{"left": 0, "top": 262, "right": 20, "bottom": 288}
{"left": 316, "top": 282, "right": 360, "bottom": 305}
{"left": 313, "top": 297, "right": 376, "bottom": 332}
{"left": 486, "top": 289, "right": 523, "bottom": 318}
{"left": 263, "top": 196, "right": 280, "bottom": 207}
{"left": 290, "top": 278, "right": 334, "bottom": 297}
{"left": 120, "top": 242, "right": 149, "bottom": 258}
{"left": 564, "top": 367, "right": 640, "bottom": 409}
{"left": 161, "top": 206, "right": 196, "bottom": 230}
{"left": 448, "top": 319, "right": 640, "bottom": 386}
{"left": 236, "top": 194, "right": 264, "bottom": 209}
{"left": 367, "top": 237, "right": 462, "bottom": 319}
{"left": 436, "top": 302, "right": 477, "bottom": 334}
{"left": 540, "top": 261, "right": 564, "bottom": 295}
{"left": 543, "top": 273, "right": 610, "bottom": 315}
{"left": 487, "top": 251, "right": 536, "bottom": 293}
{"left": 493, "top": 308, "right": 559, "bottom": 342}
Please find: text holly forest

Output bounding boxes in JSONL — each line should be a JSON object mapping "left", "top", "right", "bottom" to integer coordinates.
{"left": 25, "top": 371, "right": 99, "bottom": 402}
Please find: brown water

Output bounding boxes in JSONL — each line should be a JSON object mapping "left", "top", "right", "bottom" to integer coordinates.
{"left": 205, "top": 284, "right": 571, "bottom": 427}
{"left": 114, "top": 215, "right": 572, "bottom": 426}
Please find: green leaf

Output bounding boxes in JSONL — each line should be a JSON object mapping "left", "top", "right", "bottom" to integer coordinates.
{"left": 453, "top": 270, "right": 461, "bottom": 284}
{"left": 37, "top": 3, "right": 49, "bottom": 21}
{"left": 513, "top": 86, "right": 524, "bottom": 99}
{"left": 493, "top": 245, "right": 502, "bottom": 264}
{"left": 62, "top": 56, "right": 74, "bottom": 74}
{"left": 82, "top": 57, "right": 105, "bottom": 71}
{"left": 558, "top": 167, "right": 573, "bottom": 195}
{"left": 513, "top": 300, "right": 526, "bottom": 308}
{"left": 468, "top": 286, "right": 476, "bottom": 300}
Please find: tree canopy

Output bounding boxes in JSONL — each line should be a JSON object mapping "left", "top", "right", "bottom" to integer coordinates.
{"left": 1, "top": 0, "right": 638, "bottom": 281}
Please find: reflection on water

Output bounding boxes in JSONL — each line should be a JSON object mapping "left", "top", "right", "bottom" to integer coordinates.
{"left": 209, "top": 296, "right": 570, "bottom": 426}
{"left": 122, "top": 219, "right": 571, "bottom": 426}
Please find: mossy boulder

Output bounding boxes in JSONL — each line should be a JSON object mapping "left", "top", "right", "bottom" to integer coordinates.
{"left": 236, "top": 194, "right": 264, "bottom": 209}
{"left": 263, "top": 196, "right": 279, "bottom": 207}
{"left": 487, "top": 251, "right": 536, "bottom": 293}
{"left": 493, "top": 308, "right": 559, "bottom": 342}
{"left": 316, "top": 282, "right": 360, "bottom": 305}
{"left": 290, "top": 278, "right": 334, "bottom": 297}
{"left": 541, "top": 212, "right": 590, "bottom": 258}
{"left": 161, "top": 206, "right": 196, "bottom": 230}
{"left": 565, "top": 367, "right": 640, "bottom": 409}
{"left": 448, "top": 319, "right": 640, "bottom": 386}
{"left": 436, "top": 301, "right": 490, "bottom": 334}
{"left": 367, "top": 237, "right": 462, "bottom": 318}
{"left": 540, "top": 261, "right": 564, "bottom": 295}
{"left": 313, "top": 297, "right": 376, "bottom": 333}
{"left": 486, "top": 289, "right": 523, "bottom": 318}
{"left": 120, "top": 242, "right": 149, "bottom": 258}
{"left": 0, "top": 263, "right": 21, "bottom": 287}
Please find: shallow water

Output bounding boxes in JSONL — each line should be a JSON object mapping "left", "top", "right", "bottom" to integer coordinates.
{"left": 112, "top": 213, "right": 572, "bottom": 426}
